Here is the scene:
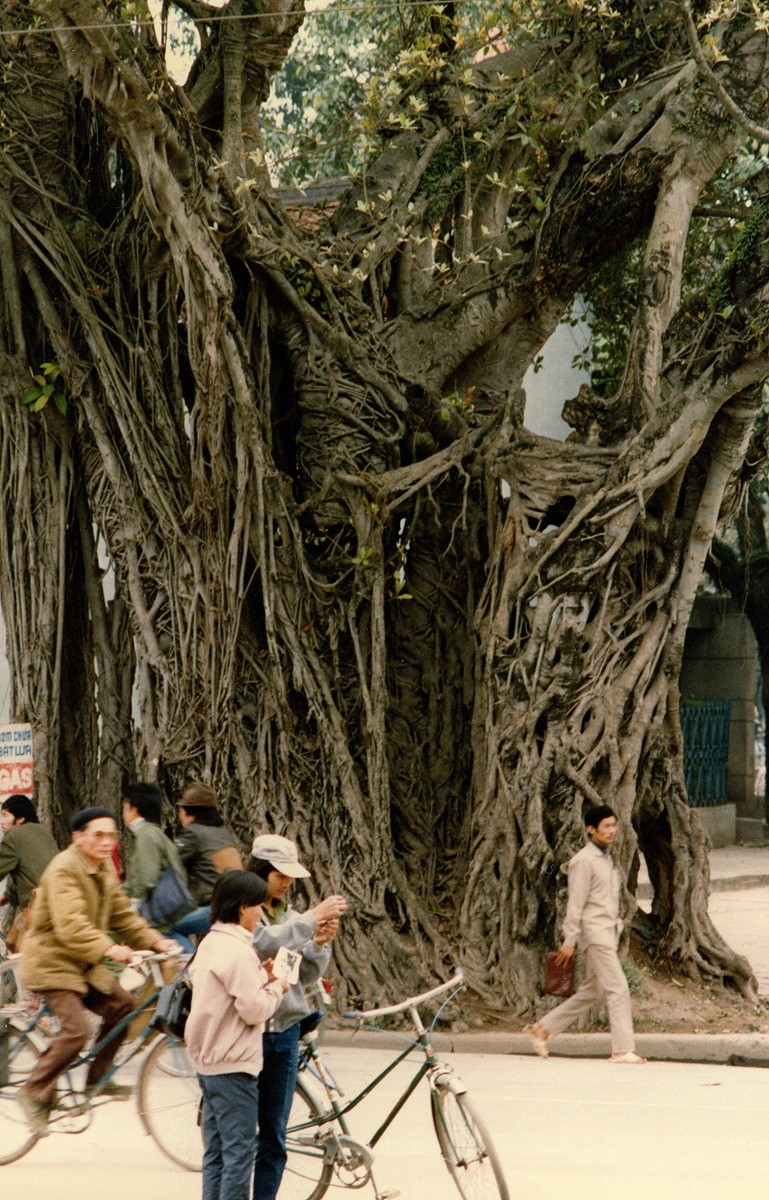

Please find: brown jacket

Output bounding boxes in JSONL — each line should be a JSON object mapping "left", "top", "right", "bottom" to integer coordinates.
{"left": 19, "top": 844, "right": 161, "bottom": 996}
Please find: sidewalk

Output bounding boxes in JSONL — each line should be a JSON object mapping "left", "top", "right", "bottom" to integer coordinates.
{"left": 326, "top": 844, "right": 769, "bottom": 1067}
{"left": 637, "top": 844, "right": 769, "bottom": 898}
{"left": 639, "top": 844, "right": 769, "bottom": 997}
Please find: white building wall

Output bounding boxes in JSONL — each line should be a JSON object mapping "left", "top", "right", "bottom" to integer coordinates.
{"left": 523, "top": 308, "right": 591, "bottom": 441}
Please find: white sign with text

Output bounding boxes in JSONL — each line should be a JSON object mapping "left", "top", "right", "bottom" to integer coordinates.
{"left": 0, "top": 723, "right": 34, "bottom": 799}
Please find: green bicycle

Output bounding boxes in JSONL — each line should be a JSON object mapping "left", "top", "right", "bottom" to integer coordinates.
{"left": 137, "top": 969, "right": 510, "bottom": 1200}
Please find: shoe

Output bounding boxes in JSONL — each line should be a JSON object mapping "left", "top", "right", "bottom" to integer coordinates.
{"left": 17, "top": 1087, "right": 51, "bottom": 1136}
{"left": 609, "top": 1051, "right": 647, "bottom": 1064}
{"left": 523, "top": 1024, "right": 549, "bottom": 1058}
{"left": 85, "top": 1078, "right": 133, "bottom": 1100}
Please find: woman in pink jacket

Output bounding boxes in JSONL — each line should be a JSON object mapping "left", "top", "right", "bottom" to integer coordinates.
{"left": 186, "top": 871, "right": 289, "bottom": 1200}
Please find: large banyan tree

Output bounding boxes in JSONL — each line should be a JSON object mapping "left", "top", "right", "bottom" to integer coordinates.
{"left": 1, "top": 0, "right": 767, "bottom": 1007}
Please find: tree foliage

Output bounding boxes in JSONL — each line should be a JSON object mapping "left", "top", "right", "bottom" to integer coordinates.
{"left": 1, "top": 0, "right": 768, "bottom": 1007}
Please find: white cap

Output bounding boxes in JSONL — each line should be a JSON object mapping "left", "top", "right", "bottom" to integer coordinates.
{"left": 250, "top": 833, "right": 311, "bottom": 878}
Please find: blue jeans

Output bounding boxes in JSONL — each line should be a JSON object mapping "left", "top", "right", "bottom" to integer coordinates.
{"left": 252, "top": 1024, "right": 301, "bottom": 1200}
{"left": 200, "top": 1072, "right": 260, "bottom": 1200}
{"left": 167, "top": 905, "right": 211, "bottom": 954}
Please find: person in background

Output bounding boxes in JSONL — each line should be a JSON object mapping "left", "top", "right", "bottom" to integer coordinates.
{"left": 0, "top": 794, "right": 58, "bottom": 950}
{"left": 18, "top": 807, "right": 177, "bottom": 1132}
{"left": 122, "top": 782, "right": 210, "bottom": 953}
{"left": 524, "top": 804, "right": 646, "bottom": 1064}
{"left": 185, "top": 870, "right": 288, "bottom": 1200}
{"left": 247, "top": 833, "right": 348, "bottom": 1200}
{"left": 175, "top": 782, "right": 243, "bottom": 905}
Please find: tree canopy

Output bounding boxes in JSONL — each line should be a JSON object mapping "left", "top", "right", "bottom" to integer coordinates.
{"left": 1, "top": 0, "right": 767, "bottom": 1007}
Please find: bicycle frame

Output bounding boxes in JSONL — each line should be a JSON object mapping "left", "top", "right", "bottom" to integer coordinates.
{"left": 5, "top": 955, "right": 177, "bottom": 1108}
{"left": 296, "top": 977, "right": 464, "bottom": 1152}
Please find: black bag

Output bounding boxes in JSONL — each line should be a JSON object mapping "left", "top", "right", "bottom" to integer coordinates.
{"left": 140, "top": 865, "right": 196, "bottom": 927}
{"left": 153, "top": 975, "right": 193, "bottom": 1039}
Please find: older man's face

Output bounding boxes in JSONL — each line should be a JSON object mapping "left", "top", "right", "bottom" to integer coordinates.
{"left": 74, "top": 816, "right": 119, "bottom": 864}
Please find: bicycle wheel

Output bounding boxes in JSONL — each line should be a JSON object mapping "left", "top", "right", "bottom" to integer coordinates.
{"left": 0, "top": 1024, "right": 43, "bottom": 1165}
{"left": 137, "top": 1035, "right": 202, "bottom": 1171}
{"left": 431, "top": 1086, "right": 509, "bottom": 1200}
{"left": 280, "top": 1076, "right": 335, "bottom": 1200}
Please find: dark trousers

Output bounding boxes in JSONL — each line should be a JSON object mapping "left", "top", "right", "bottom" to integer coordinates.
{"left": 200, "top": 1071, "right": 261, "bottom": 1200}
{"left": 25, "top": 983, "right": 135, "bottom": 1104}
{"left": 252, "top": 1024, "right": 301, "bottom": 1200}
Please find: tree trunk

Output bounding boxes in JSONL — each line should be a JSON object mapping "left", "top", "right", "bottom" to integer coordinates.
{"left": 1, "top": 1, "right": 767, "bottom": 1005}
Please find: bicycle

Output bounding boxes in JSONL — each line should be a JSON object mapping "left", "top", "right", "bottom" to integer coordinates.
{"left": 0, "top": 949, "right": 189, "bottom": 1166}
{"left": 137, "top": 968, "right": 510, "bottom": 1200}
{"left": 0, "top": 931, "right": 17, "bottom": 1008}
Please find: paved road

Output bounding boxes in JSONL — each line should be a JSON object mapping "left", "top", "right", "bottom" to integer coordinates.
{"left": 3, "top": 1046, "right": 767, "bottom": 1200}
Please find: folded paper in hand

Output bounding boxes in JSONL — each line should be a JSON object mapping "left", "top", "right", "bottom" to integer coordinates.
{"left": 272, "top": 945, "right": 301, "bottom": 985}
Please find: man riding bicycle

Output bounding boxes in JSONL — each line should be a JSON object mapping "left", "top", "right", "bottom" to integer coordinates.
{"left": 17, "top": 806, "right": 178, "bottom": 1133}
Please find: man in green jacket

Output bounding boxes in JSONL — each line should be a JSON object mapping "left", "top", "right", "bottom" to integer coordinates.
{"left": 0, "top": 794, "right": 57, "bottom": 915}
{"left": 122, "top": 782, "right": 210, "bottom": 952}
{"left": 19, "top": 807, "right": 177, "bottom": 1133}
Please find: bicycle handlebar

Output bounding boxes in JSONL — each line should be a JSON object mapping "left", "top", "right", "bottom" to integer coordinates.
{"left": 128, "top": 948, "right": 184, "bottom": 965}
{"left": 343, "top": 969, "right": 464, "bottom": 1021}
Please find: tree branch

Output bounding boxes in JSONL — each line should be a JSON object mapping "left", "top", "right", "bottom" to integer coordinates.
{"left": 681, "top": 0, "right": 769, "bottom": 142}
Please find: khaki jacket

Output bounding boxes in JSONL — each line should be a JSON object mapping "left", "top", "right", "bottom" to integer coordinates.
{"left": 19, "top": 844, "right": 161, "bottom": 995}
{"left": 562, "top": 840, "right": 623, "bottom": 951}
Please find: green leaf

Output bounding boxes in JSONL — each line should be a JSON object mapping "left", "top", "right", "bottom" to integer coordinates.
{"left": 53, "top": 392, "right": 68, "bottom": 416}
{"left": 20, "top": 386, "right": 42, "bottom": 405}
{"left": 29, "top": 394, "right": 49, "bottom": 412}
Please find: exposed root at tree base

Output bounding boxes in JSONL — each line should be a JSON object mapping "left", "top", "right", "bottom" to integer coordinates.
{"left": 455, "top": 939, "right": 769, "bottom": 1035}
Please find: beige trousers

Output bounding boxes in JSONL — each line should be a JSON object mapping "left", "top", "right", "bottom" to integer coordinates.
{"left": 539, "top": 943, "right": 635, "bottom": 1054}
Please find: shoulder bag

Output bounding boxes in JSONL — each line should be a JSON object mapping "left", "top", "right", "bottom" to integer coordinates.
{"left": 140, "top": 864, "right": 196, "bottom": 928}
{"left": 153, "top": 968, "right": 194, "bottom": 1039}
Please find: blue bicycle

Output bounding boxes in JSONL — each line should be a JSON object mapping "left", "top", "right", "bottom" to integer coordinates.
{"left": 0, "top": 951, "right": 186, "bottom": 1166}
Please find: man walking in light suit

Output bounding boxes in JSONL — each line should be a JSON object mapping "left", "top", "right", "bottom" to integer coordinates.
{"left": 525, "top": 804, "right": 646, "bottom": 1064}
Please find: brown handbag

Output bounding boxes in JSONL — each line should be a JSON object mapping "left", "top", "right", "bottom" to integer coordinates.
{"left": 543, "top": 950, "right": 575, "bottom": 997}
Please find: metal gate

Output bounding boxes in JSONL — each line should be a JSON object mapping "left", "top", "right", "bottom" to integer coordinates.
{"left": 680, "top": 698, "right": 731, "bottom": 807}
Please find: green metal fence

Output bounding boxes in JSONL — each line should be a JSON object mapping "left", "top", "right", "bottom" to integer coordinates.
{"left": 680, "top": 698, "right": 731, "bottom": 808}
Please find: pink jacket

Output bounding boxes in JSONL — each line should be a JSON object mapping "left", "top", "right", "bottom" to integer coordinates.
{"left": 186, "top": 922, "right": 284, "bottom": 1076}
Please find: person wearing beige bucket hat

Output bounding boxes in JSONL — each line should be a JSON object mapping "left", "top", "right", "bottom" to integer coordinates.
{"left": 247, "top": 833, "right": 347, "bottom": 1200}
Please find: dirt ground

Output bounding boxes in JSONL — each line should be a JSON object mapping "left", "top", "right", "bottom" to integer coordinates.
{"left": 621, "top": 941, "right": 769, "bottom": 1035}
{"left": 459, "top": 938, "right": 769, "bottom": 1035}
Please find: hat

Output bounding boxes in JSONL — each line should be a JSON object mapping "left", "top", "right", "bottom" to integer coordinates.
{"left": 250, "top": 833, "right": 310, "bottom": 878}
{"left": 71, "top": 806, "right": 115, "bottom": 833}
{"left": 179, "top": 782, "right": 218, "bottom": 809}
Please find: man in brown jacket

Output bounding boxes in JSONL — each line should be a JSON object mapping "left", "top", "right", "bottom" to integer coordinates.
{"left": 18, "top": 807, "right": 178, "bottom": 1132}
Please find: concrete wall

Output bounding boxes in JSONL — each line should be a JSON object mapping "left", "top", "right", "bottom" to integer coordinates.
{"left": 680, "top": 596, "right": 759, "bottom": 832}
